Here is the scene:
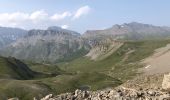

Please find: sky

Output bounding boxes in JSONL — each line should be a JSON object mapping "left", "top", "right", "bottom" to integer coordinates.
{"left": 0, "top": 0, "right": 170, "bottom": 33}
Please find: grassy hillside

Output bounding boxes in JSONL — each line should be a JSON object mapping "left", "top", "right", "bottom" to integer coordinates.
{"left": 0, "top": 79, "right": 50, "bottom": 100}
{"left": 59, "top": 39, "right": 170, "bottom": 81}
{"left": 0, "top": 57, "right": 65, "bottom": 100}
{"left": 0, "top": 57, "right": 36, "bottom": 80}
{"left": 0, "top": 57, "right": 119, "bottom": 99}
{"left": 1, "top": 39, "right": 170, "bottom": 99}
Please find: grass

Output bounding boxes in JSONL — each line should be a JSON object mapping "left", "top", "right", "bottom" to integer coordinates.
{"left": 56, "top": 47, "right": 89, "bottom": 62}
{"left": 40, "top": 72, "right": 122, "bottom": 94}
{"left": 0, "top": 79, "right": 50, "bottom": 100}
{"left": 27, "top": 62, "right": 65, "bottom": 75}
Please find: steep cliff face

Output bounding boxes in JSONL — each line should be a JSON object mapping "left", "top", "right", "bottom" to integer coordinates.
{"left": 0, "top": 27, "right": 90, "bottom": 63}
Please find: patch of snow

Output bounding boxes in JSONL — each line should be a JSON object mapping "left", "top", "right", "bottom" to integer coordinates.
{"left": 145, "top": 65, "right": 151, "bottom": 69}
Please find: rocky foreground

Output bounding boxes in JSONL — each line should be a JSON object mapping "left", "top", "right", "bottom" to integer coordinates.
{"left": 39, "top": 87, "right": 170, "bottom": 100}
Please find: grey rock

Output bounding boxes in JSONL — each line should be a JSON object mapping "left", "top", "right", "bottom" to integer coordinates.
{"left": 41, "top": 94, "right": 53, "bottom": 100}
{"left": 162, "top": 73, "right": 170, "bottom": 90}
{"left": 8, "top": 98, "right": 19, "bottom": 100}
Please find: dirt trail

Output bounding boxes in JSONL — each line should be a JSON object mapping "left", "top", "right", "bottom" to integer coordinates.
{"left": 140, "top": 44, "right": 170, "bottom": 75}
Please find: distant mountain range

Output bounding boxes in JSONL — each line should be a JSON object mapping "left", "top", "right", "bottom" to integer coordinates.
{"left": 0, "top": 27, "right": 27, "bottom": 49}
{"left": 1, "top": 22, "right": 170, "bottom": 63}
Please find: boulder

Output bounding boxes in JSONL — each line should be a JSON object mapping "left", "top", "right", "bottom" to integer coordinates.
{"left": 162, "top": 73, "right": 170, "bottom": 90}
{"left": 8, "top": 98, "right": 19, "bottom": 100}
{"left": 41, "top": 94, "right": 53, "bottom": 100}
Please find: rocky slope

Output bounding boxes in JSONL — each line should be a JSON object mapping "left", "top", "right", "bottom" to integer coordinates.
{"left": 0, "top": 26, "right": 90, "bottom": 63}
{"left": 39, "top": 88, "right": 170, "bottom": 100}
{"left": 0, "top": 27, "right": 27, "bottom": 49}
{"left": 7, "top": 73, "right": 170, "bottom": 100}
{"left": 86, "top": 39, "right": 123, "bottom": 60}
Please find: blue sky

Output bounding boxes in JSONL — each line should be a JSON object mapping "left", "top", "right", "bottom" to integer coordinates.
{"left": 0, "top": 0, "right": 169, "bottom": 33}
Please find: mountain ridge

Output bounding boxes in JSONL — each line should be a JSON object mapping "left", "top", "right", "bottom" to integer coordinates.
{"left": 83, "top": 22, "right": 170, "bottom": 41}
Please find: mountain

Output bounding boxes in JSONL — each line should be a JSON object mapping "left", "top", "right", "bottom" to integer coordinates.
{"left": 1, "top": 22, "right": 170, "bottom": 63}
{"left": 0, "top": 26, "right": 90, "bottom": 63}
{"left": 0, "top": 27, "right": 27, "bottom": 49}
{"left": 1, "top": 23, "right": 170, "bottom": 99}
{"left": 83, "top": 22, "right": 170, "bottom": 41}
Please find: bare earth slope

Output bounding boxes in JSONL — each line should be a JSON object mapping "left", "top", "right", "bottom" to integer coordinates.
{"left": 141, "top": 44, "right": 170, "bottom": 75}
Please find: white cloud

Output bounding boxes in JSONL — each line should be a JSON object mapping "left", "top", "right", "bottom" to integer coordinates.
{"left": 30, "top": 10, "right": 48, "bottom": 23}
{"left": 51, "top": 12, "right": 71, "bottom": 21}
{"left": 0, "top": 10, "right": 49, "bottom": 27}
{"left": 0, "top": 12, "right": 29, "bottom": 27}
{"left": 8, "top": 12, "right": 29, "bottom": 22}
{"left": 61, "top": 25, "right": 69, "bottom": 29}
{"left": 0, "top": 6, "right": 91, "bottom": 29}
{"left": 73, "top": 5, "right": 91, "bottom": 19}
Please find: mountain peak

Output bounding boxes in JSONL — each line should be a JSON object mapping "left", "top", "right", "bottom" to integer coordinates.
{"left": 47, "top": 26, "right": 62, "bottom": 31}
{"left": 25, "top": 26, "right": 80, "bottom": 37}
